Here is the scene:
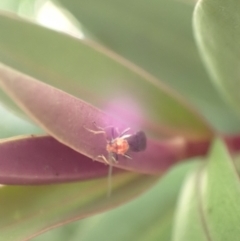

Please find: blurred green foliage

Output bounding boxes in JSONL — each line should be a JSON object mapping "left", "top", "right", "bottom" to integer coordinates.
{"left": 1, "top": 0, "right": 240, "bottom": 240}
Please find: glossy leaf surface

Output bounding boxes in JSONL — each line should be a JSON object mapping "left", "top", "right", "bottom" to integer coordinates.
{"left": 0, "top": 64, "right": 210, "bottom": 175}
{"left": 0, "top": 172, "right": 158, "bottom": 241}
{"left": 32, "top": 161, "right": 199, "bottom": 241}
{"left": 173, "top": 139, "right": 240, "bottom": 241}
{"left": 58, "top": 0, "right": 240, "bottom": 132}
{"left": 194, "top": 0, "right": 240, "bottom": 117}
{"left": 0, "top": 12, "right": 212, "bottom": 140}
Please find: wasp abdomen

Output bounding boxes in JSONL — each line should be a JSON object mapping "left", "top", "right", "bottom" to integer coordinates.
{"left": 126, "top": 131, "right": 147, "bottom": 152}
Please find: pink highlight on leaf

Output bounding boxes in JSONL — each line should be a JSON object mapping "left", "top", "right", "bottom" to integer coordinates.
{"left": 104, "top": 97, "right": 143, "bottom": 130}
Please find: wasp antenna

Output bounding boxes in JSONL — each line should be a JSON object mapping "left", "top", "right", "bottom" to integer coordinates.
{"left": 92, "top": 122, "right": 105, "bottom": 131}
{"left": 110, "top": 127, "right": 116, "bottom": 139}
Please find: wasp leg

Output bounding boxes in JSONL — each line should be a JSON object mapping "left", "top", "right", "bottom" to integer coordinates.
{"left": 86, "top": 122, "right": 119, "bottom": 140}
{"left": 84, "top": 126, "right": 106, "bottom": 135}
{"left": 123, "top": 153, "right": 132, "bottom": 159}
{"left": 96, "top": 155, "right": 111, "bottom": 165}
{"left": 93, "top": 122, "right": 114, "bottom": 132}
{"left": 92, "top": 122, "right": 105, "bottom": 131}
{"left": 120, "top": 128, "right": 131, "bottom": 137}
{"left": 111, "top": 154, "right": 118, "bottom": 163}
{"left": 91, "top": 155, "right": 101, "bottom": 162}
{"left": 84, "top": 121, "right": 111, "bottom": 134}
{"left": 93, "top": 122, "right": 121, "bottom": 138}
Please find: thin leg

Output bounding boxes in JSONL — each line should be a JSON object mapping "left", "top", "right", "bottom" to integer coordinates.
{"left": 84, "top": 126, "right": 106, "bottom": 135}
{"left": 92, "top": 122, "right": 105, "bottom": 131}
{"left": 109, "top": 153, "right": 118, "bottom": 163}
{"left": 96, "top": 155, "right": 110, "bottom": 164}
{"left": 93, "top": 122, "right": 114, "bottom": 132}
{"left": 120, "top": 128, "right": 131, "bottom": 137}
{"left": 84, "top": 121, "right": 113, "bottom": 133}
{"left": 110, "top": 127, "right": 122, "bottom": 141}
{"left": 85, "top": 123, "right": 118, "bottom": 141}
{"left": 94, "top": 153, "right": 119, "bottom": 165}
{"left": 123, "top": 153, "right": 132, "bottom": 159}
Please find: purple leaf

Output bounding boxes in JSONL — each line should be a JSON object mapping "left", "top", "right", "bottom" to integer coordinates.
{"left": 0, "top": 135, "right": 113, "bottom": 184}
{"left": 0, "top": 64, "right": 211, "bottom": 177}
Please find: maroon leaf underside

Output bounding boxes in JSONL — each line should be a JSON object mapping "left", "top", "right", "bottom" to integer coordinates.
{"left": 0, "top": 135, "right": 116, "bottom": 184}
{"left": 1, "top": 133, "right": 240, "bottom": 185}
{"left": 0, "top": 134, "right": 197, "bottom": 184}
{"left": 0, "top": 64, "right": 211, "bottom": 176}
{"left": 1, "top": 64, "right": 240, "bottom": 184}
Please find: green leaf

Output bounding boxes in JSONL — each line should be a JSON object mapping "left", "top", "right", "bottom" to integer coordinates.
{"left": 0, "top": 104, "right": 43, "bottom": 138}
{"left": 194, "top": 0, "right": 240, "bottom": 117}
{"left": 0, "top": 12, "right": 212, "bottom": 140}
{"left": 172, "top": 167, "right": 209, "bottom": 241}
{"left": 173, "top": 139, "right": 240, "bottom": 241}
{"left": 0, "top": 172, "right": 158, "bottom": 241}
{"left": 0, "top": 87, "right": 35, "bottom": 122}
{"left": 202, "top": 139, "right": 240, "bottom": 240}
{"left": 31, "top": 161, "right": 199, "bottom": 241}
{"left": 57, "top": 0, "right": 240, "bottom": 133}
{"left": 0, "top": 0, "right": 22, "bottom": 13}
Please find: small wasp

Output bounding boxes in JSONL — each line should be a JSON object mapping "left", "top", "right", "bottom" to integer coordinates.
{"left": 84, "top": 122, "right": 147, "bottom": 163}
{"left": 84, "top": 122, "right": 147, "bottom": 197}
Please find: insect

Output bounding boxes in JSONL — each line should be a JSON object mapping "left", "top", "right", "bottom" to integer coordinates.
{"left": 84, "top": 122, "right": 147, "bottom": 163}
{"left": 84, "top": 122, "right": 147, "bottom": 197}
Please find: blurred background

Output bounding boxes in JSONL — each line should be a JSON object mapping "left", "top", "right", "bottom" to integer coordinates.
{"left": 0, "top": 0, "right": 239, "bottom": 240}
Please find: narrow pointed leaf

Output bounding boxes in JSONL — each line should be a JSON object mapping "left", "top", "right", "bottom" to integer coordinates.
{"left": 0, "top": 64, "right": 210, "bottom": 174}
{"left": 173, "top": 139, "right": 240, "bottom": 241}
{"left": 34, "top": 162, "right": 199, "bottom": 241}
{"left": 0, "top": 105, "right": 43, "bottom": 138}
{"left": 202, "top": 140, "right": 240, "bottom": 240}
{"left": 0, "top": 12, "right": 212, "bottom": 139}
{"left": 0, "top": 173, "right": 158, "bottom": 241}
{"left": 57, "top": 0, "right": 240, "bottom": 133}
{"left": 70, "top": 162, "right": 200, "bottom": 241}
{"left": 173, "top": 167, "right": 209, "bottom": 241}
{"left": 194, "top": 0, "right": 240, "bottom": 116}
{"left": 0, "top": 135, "right": 116, "bottom": 184}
